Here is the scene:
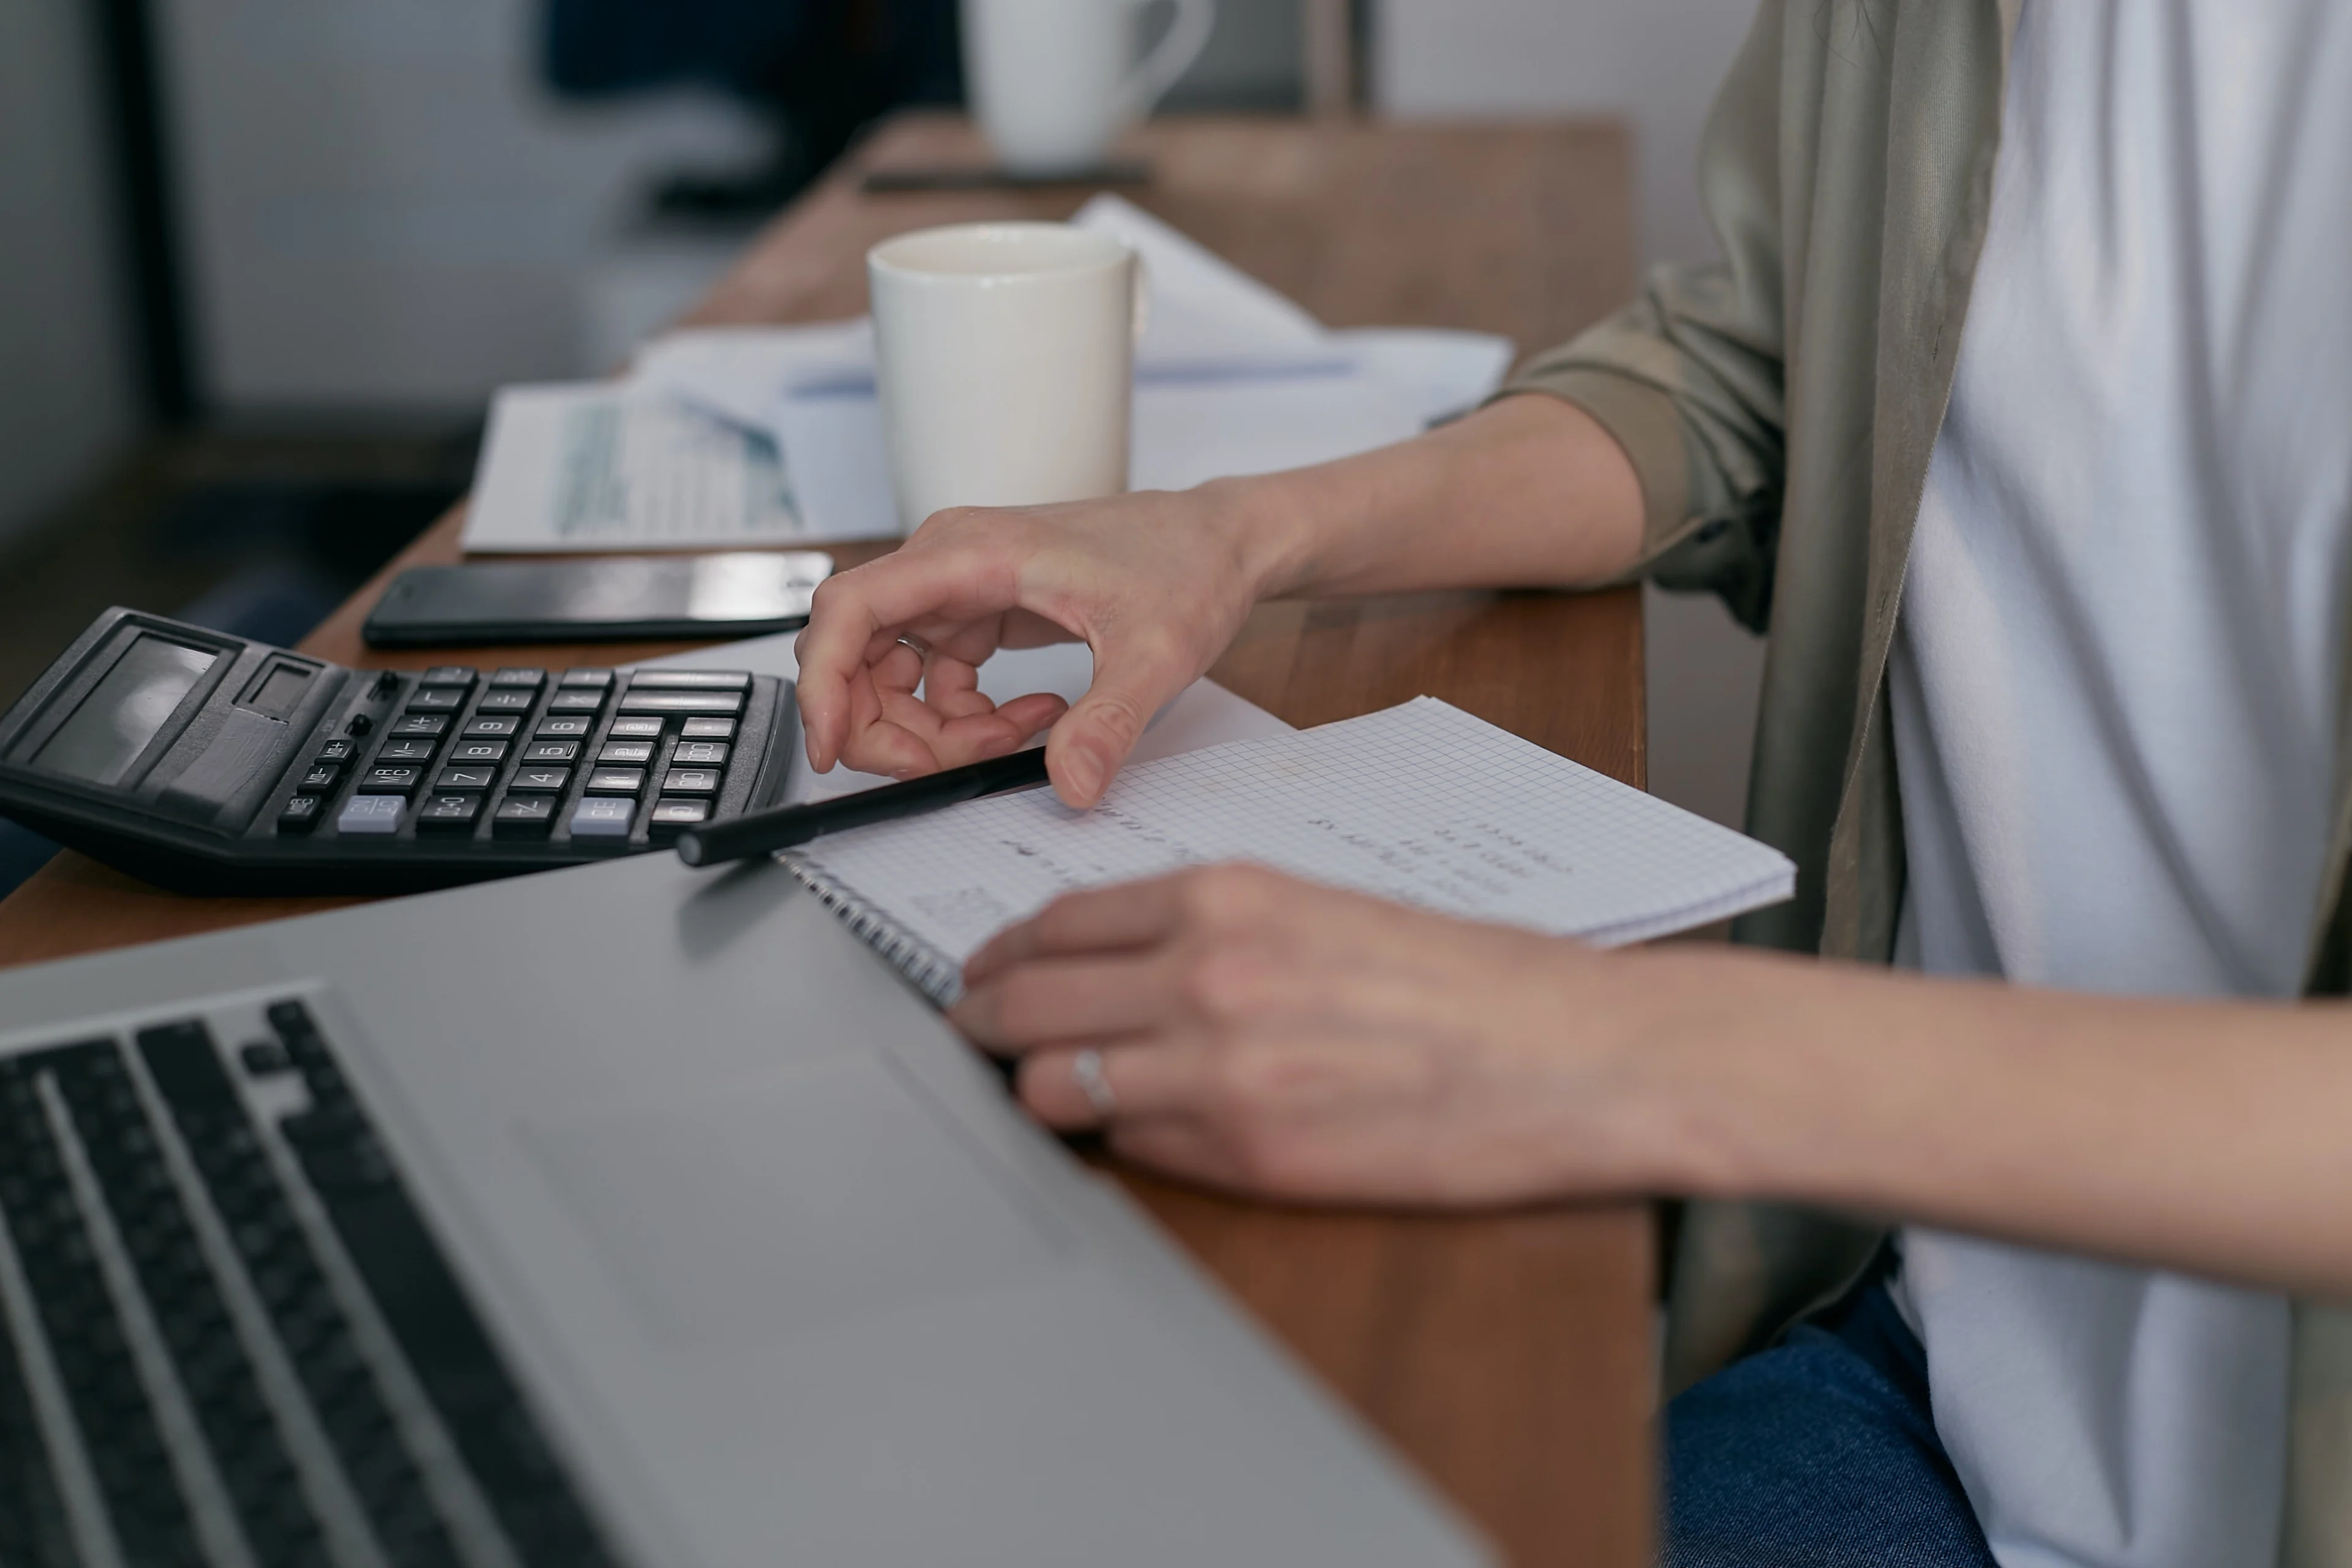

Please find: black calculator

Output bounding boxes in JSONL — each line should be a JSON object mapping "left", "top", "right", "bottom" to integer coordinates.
{"left": 0, "top": 608, "right": 798, "bottom": 894}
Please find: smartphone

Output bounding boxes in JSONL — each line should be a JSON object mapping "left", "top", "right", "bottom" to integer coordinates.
{"left": 361, "top": 552, "right": 834, "bottom": 647}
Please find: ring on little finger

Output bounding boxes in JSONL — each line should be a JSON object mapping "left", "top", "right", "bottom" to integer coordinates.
{"left": 1071, "top": 1048, "right": 1117, "bottom": 1120}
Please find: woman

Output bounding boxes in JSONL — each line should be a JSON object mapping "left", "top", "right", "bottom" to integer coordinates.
{"left": 793, "top": 2, "right": 2352, "bottom": 1562}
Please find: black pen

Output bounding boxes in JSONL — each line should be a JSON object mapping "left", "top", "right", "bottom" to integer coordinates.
{"left": 674, "top": 747, "right": 1054, "bottom": 867}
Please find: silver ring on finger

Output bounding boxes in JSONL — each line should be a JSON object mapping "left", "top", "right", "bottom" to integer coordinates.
{"left": 896, "top": 633, "right": 932, "bottom": 658}
{"left": 1071, "top": 1048, "right": 1118, "bottom": 1120}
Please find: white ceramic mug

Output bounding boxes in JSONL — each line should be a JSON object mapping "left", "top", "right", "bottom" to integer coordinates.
{"left": 961, "top": 0, "right": 1218, "bottom": 175}
{"left": 868, "top": 222, "right": 1140, "bottom": 532}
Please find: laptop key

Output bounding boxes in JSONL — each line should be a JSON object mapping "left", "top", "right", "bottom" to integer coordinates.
{"left": 0, "top": 1056, "right": 205, "bottom": 1567}
{"left": 137, "top": 1020, "right": 461, "bottom": 1568}
{"left": 57, "top": 1036, "right": 331, "bottom": 1567}
{"left": 258, "top": 1003, "right": 623, "bottom": 1568}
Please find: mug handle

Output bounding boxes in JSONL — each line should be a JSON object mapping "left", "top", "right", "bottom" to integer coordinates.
{"left": 1118, "top": 0, "right": 1216, "bottom": 124}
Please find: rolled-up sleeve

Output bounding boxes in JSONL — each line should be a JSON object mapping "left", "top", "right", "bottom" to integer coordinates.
{"left": 1496, "top": 0, "right": 1791, "bottom": 630}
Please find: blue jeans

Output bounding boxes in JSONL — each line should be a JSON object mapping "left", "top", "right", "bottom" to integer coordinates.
{"left": 1662, "top": 1280, "right": 1997, "bottom": 1567}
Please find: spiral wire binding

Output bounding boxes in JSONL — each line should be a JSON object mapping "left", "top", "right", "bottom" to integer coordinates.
{"left": 782, "top": 854, "right": 965, "bottom": 1006}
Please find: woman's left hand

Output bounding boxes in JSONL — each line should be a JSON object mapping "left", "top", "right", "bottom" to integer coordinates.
{"left": 949, "top": 863, "right": 1686, "bottom": 1205}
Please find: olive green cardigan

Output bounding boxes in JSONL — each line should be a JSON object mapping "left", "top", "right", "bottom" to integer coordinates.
{"left": 1501, "top": 2, "right": 2352, "bottom": 1561}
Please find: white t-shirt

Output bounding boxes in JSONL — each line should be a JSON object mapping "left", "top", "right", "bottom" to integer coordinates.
{"left": 1886, "top": 2, "right": 2352, "bottom": 1566}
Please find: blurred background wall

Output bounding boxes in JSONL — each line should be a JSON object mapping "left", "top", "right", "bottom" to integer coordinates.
{"left": 0, "top": 0, "right": 145, "bottom": 550}
{"left": 0, "top": 0, "right": 1765, "bottom": 834}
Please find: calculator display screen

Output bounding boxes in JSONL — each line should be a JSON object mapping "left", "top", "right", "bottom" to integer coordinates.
{"left": 36, "top": 636, "right": 219, "bottom": 785}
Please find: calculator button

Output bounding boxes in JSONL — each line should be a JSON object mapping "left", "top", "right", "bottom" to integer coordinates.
{"left": 391, "top": 714, "right": 450, "bottom": 736}
{"left": 661, "top": 767, "right": 723, "bottom": 795}
{"left": 586, "top": 767, "right": 646, "bottom": 795}
{"left": 474, "top": 688, "right": 537, "bottom": 713}
{"left": 445, "top": 741, "right": 509, "bottom": 766}
{"left": 648, "top": 797, "right": 711, "bottom": 828}
{"left": 492, "top": 796, "right": 556, "bottom": 837}
{"left": 597, "top": 741, "right": 655, "bottom": 765}
{"left": 406, "top": 687, "right": 466, "bottom": 712}
{"left": 606, "top": 716, "right": 665, "bottom": 739}
{"left": 489, "top": 668, "right": 546, "bottom": 688}
{"left": 546, "top": 689, "right": 606, "bottom": 713}
{"left": 535, "top": 715, "right": 596, "bottom": 739}
{"left": 376, "top": 737, "right": 438, "bottom": 763}
{"left": 461, "top": 715, "right": 522, "bottom": 738}
{"left": 359, "top": 764, "right": 422, "bottom": 794}
{"left": 521, "top": 741, "right": 579, "bottom": 764}
{"left": 557, "top": 668, "right": 614, "bottom": 688}
{"left": 434, "top": 766, "right": 497, "bottom": 791}
{"left": 415, "top": 795, "right": 483, "bottom": 834}
{"left": 337, "top": 795, "right": 405, "bottom": 834}
{"left": 297, "top": 765, "right": 341, "bottom": 793}
{"left": 617, "top": 690, "right": 744, "bottom": 715}
{"left": 568, "top": 797, "right": 635, "bottom": 839}
{"left": 507, "top": 767, "right": 572, "bottom": 793}
{"left": 625, "top": 670, "right": 750, "bottom": 690}
{"left": 671, "top": 741, "right": 730, "bottom": 766}
{"left": 315, "top": 737, "right": 356, "bottom": 763}
{"left": 277, "top": 794, "right": 326, "bottom": 834}
{"left": 419, "top": 666, "right": 477, "bottom": 687}
{"left": 680, "top": 717, "right": 736, "bottom": 741}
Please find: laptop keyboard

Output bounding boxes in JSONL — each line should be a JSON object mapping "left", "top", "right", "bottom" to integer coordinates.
{"left": 0, "top": 999, "right": 623, "bottom": 1567}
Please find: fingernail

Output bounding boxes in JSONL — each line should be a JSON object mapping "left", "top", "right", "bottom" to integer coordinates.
{"left": 1059, "top": 748, "right": 1102, "bottom": 805}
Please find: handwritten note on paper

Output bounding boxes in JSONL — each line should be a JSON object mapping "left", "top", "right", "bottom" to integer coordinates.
{"left": 786, "top": 699, "right": 1797, "bottom": 1000}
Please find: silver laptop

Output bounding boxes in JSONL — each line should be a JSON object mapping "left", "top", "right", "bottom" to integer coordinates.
{"left": 0, "top": 850, "right": 1488, "bottom": 1567}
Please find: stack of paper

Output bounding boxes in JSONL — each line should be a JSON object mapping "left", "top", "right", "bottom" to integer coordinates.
{"left": 462, "top": 195, "right": 1517, "bottom": 552}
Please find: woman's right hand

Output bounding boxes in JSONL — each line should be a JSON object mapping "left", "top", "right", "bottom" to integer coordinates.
{"left": 792, "top": 478, "right": 1285, "bottom": 808}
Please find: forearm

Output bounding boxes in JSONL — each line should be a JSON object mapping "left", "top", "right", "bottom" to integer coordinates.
{"left": 1213, "top": 393, "right": 1648, "bottom": 601}
{"left": 1622, "top": 948, "right": 2352, "bottom": 1298}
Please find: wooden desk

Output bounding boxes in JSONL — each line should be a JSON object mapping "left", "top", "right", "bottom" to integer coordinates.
{"left": 0, "top": 115, "right": 1652, "bottom": 1566}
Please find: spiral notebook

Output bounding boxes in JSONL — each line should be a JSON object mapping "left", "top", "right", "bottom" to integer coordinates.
{"left": 784, "top": 698, "right": 1796, "bottom": 1005}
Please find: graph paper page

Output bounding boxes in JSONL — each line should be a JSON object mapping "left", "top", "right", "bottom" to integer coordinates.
{"left": 790, "top": 698, "right": 1795, "bottom": 982}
